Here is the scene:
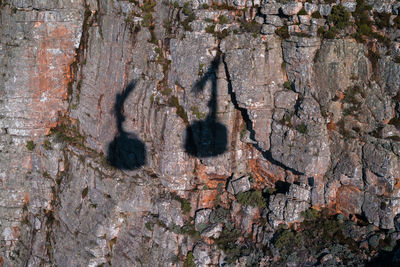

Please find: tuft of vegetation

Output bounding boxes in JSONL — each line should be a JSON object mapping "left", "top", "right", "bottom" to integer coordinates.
{"left": 236, "top": 190, "right": 266, "bottom": 208}
{"left": 275, "top": 26, "right": 289, "bottom": 39}
{"left": 374, "top": 11, "right": 391, "bottom": 29}
{"left": 214, "top": 224, "right": 243, "bottom": 264}
{"left": 324, "top": 26, "right": 338, "bottom": 39}
{"left": 81, "top": 186, "right": 88, "bottom": 199}
{"left": 311, "top": 11, "right": 322, "bottom": 19}
{"left": 184, "top": 251, "right": 196, "bottom": 267}
{"left": 205, "top": 24, "right": 216, "bottom": 34}
{"left": 26, "top": 140, "right": 35, "bottom": 151}
{"left": 168, "top": 96, "right": 189, "bottom": 124}
{"left": 283, "top": 81, "right": 293, "bottom": 90}
{"left": 394, "top": 16, "right": 400, "bottom": 29}
{"left": 329, "top": 4, "right": 350, "bottom": 30}
{"left": 297, "top": 8, "right": 307, "bottom": 16}
{"left": 343, "top": 85, "right": 365, "bottom": 105}
{"left": 190, "top": 106, "right": 206, "bottom": 120}
{"left": 218, "top": 15, "right": 229, "bottom": 24}
{"left": 42, "top": 140, "right": 52, "bottom": 150}
{"left": 172, "top": 192, "right": 191, "bottom": 214}
{"left": 240, "top": 20, "right": 261, "bottom": 33}
{"left": 296, "top": 123, "right": 308, "bottom": 134}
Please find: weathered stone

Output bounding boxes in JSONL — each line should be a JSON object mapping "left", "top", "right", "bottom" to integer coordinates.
{"left": 200, "top": 223, "right": 223, "bottom": 238}
{"left": 195, "top": 209, "right": 212, "bottom": 231}
{"left": 304, "top": 3, "right": 318, "bottom": 15}
{"left": 230, "top": 176, "right": 251, "bottom": 194}
{"left": 260, "top": 3, "right": 282, "bottom": 15}
{"left": 261, "top": 24, "right": 277, "bottom": 35}
{"left": 319, "top": 4, "right": 332, "bottom": 17}
{"left": 281, "top": 2, "right": 303, "bottom": 16}
{"left": 265, "top": 15, "right": 284, "bottom": 27}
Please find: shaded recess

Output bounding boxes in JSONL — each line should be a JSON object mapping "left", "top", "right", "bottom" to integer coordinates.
{"left": 107, "top": 80, "right": 146, "bottom": 170}
{"left": 184, "top": 55, "right": 228, "bottom": 157}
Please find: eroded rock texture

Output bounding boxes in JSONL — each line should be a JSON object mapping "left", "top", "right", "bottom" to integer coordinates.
{"left": 1, "top": 0, "right": 400, "bottom": 266}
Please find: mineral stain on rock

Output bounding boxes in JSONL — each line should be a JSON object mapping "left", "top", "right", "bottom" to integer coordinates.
{"left": 184, "top": 55, "right": 228, "bottom": 158}
{"left": 107, "top": 80, "right": 146, "bottom": 170}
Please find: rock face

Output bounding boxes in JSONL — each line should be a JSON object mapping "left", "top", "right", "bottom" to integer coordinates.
{"left": 1, "top": 0, "right": 400, "bottom": 266}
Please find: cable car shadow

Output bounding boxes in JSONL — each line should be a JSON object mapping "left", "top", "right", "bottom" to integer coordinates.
{"left": 107, "top": 80, "right": 146, "bottom": 170}
{"left": 184, "top": 55, "right": 228, "bottom": 158}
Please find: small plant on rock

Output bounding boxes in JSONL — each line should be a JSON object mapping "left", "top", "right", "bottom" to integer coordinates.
{"left": 26, "top": 140, "right": 35, "bottom": 151}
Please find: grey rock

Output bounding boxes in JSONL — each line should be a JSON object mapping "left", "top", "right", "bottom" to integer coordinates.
{"left": 274, "top": 90, "right": 298, "bottom": 109}
{"left": 195, "top": 209, "right": 212, "bottom": 231}
{"left": 260, "top": 3, "right": 282, "bottom": 15}
{"left": 200, "top": 223, "right": 223, "bottom": 238}
{"left": 304, "top": 3, "right": 318, "bottom": 15}
{"left": 287, "top": 184, "right": 311, "bottom": 202}
{"left": 193, "top": 242, "right": 212, "bottom": 267}
{"left": 319, "top": 4, "right": 332, "bottom": 17}
{"left": 261, "top": 24, "right": 277, "bottom": 35}
{"left": 342, "top": 1, "right": 357, "bottom": 12}
{"left": 230, "top": 176, "right": 251, "bottom": 194}
{"left": 281, "top": 2, "right": 303, "bottom": 16}
{"left": 265, "top": 15, "right": 284, "bottom": 27}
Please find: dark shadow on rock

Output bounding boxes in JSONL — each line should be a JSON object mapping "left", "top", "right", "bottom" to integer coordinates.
{"left": 184, "top": 55, "right": 228, "bottom": 158}
{"left": 107, "top": 80, "right": 146, "bottom": 170}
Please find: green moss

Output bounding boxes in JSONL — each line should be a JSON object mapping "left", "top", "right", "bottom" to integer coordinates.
{"left": 190, "top": 106, "right": 206, "bottom": 120}
{"left": 26, "top": 140, "right": 35, "bottom": 151}
{"left": 182, "top": 2, "right": 191, "bottom": 16}
{"left": 202, "top": 3, "right": 209, "bottom": 9}
{"left": 184, "top": 252, "right": 196, "bottom": 267}
{"left": 296, "top": 123, "right": 308, "bottom": 134}
{"left": 236, "top": 190, "right": 266, "bottom": 208}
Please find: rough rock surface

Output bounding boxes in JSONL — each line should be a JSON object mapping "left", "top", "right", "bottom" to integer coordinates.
{"left": 1, "top": 0, "right": 400, "bottom": 266}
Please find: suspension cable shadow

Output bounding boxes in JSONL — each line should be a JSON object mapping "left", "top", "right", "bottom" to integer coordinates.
{"left": 107, "top": 80, "right": 146, "bottom": 170}
{"left": 184, "top": 55, "right": 228, "bottom": 158}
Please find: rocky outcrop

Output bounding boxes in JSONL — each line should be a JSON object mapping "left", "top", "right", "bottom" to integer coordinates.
{"left": 1, "top": 0, "right": 400, "bottom": 265}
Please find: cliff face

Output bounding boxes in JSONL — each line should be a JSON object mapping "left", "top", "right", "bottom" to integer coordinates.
{"left": 2, "top": 0, "right": 400, "bottom": 266}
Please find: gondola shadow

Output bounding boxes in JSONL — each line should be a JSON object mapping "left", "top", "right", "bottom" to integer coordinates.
{"left": 184, "top": 55, "right": 228, "bottom": 158}
{"left": 107, "top": 80, "right": 146, "bottom": 170}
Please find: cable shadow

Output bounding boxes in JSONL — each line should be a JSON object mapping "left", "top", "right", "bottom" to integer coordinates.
{"left": 184, "top": 55, "right": 228, "bottom": 158}
{"left": 107, "top": 80, "right": 146, "bottom": 170}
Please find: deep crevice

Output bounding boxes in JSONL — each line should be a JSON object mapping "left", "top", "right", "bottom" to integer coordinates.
{"left": 222, "top": 54, "right": 304, "bottom": 176}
